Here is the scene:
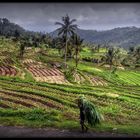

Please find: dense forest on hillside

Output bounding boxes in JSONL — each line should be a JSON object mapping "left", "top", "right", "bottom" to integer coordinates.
{"left": 50, "top": 27, "right": 140, "bottom": 49}
{"left": 1, "top": 18, "right": 140, "bottom": 49}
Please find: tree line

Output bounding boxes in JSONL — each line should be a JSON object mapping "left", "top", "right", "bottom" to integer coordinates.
{"left": 0, "top": 16, "right": 140, "bottom": 71}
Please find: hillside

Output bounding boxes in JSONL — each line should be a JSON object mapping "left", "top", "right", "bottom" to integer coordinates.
{"left": 0, "top": 37, "right": 140, "bottom": 136}
{"left": 0, "top": 18, "right": 42, "bottom": 38}
{"left": 50, "top": 27, "right": 140, "bottom": 49}
{"left": 1, "top": 18, "right": 140, "bottom": 49}
{"left": 0, "top": 18, "right": 25, "bottom": 36}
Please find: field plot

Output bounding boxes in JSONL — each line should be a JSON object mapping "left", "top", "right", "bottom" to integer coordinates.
{"left": 85, "top": 74, "right": 108, "bottom": 86}
{"left": 0, "top": 25, "right": 140, "bottom": 136}
{"left": 23, "top": 59, "right": 69, "bottom": 84}
{"left": 116, "top": 71, "right": 140, "bottom": 86}
{"left": 0, "top": 49, "right": 18, "bottom": 77}
{"left": 0, "top": 78, "right": 140, "bottom": 134}
{"left": 75, "top": 73, "right": 108, "bottom": 86}
{"left": 0, "top": 65, "right": 17, "bottom": 76}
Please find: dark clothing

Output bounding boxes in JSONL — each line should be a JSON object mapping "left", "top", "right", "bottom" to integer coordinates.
{"left": 80, "top": 106, "right": 85, "bottom": 121}
{"left": 79, "top": 105, "right": 88, "bottom": 133}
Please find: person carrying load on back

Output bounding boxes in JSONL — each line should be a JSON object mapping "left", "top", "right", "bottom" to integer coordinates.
{"left": 78, "top": 97, "right": 88, "bottom": 133}
{"left": 77, "top": 95, "right": 103, "bottom": 133}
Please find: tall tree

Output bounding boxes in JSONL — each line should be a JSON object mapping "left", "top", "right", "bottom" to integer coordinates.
{"left": 70, "top": 34, "right": 83, "bottom": 68}
{"left": 55, "top": 14, "right": 77, "bottom": 68}
{"left": 133, "top": 46, "right": 140, "bottom": 65}
{"left": 128, "top": 46, "right": 135, "bottom": 54}
{"left": 12, "top": 29, "right": 20, "bottom": 42}
{"left": 19, "top": 35, "right": 32, "bottom": 59}
{"left": 134, "top": 47, "right": 140, "bottom": 60}
{"left": 125, "top": 46, "right": 140, "bottom": 68}
{"left": 101, "top": 47, "right": 121, "bottom": 70}
{"left": 55, "top": 36, "right": 66, "bottom": 57}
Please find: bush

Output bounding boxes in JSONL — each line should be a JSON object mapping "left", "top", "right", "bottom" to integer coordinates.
{"left": 63, "top": 66, "right": 76, "bottom": 82}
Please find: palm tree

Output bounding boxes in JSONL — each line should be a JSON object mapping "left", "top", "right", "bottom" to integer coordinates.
{"left": 96, "top": 44, "right": 100, "bottom": 52}
{"left": 101, "top": 47, "right": 121, "bottom": 70}
{"left": 14, "top": 30, "right": 20, "bottom": 41}
{"left": 56, "top": 36, "right": 66, "bottom": 57}
{"left": 126, "top": 46, "right": 140, "bottom": 68}
{"left": 19, "top": 37, "right": 26, "bottom": 59}
{"left": 19, "top": 41, "right": 25, "bottom": 59}
{"left": 70, "top": 34, "right": 83, "bottom": 68}
{"left": 134, "top": 46, "right": 140, "bottom": 61}
{"left": 19, "top": 35, "right": 32, "bottom": 59}
{"left": 132, "top": 46, "right": 140, "bottom": 68}
{"left": 55, "top": 14, "right": 77, "bottom": 68}
{"left": 128, "top": 46, "right": 135, "bottom": 54}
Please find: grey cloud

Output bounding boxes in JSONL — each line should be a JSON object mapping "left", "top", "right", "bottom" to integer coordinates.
{"left": 0, "top": 3, "right": 140, "bottom": 32}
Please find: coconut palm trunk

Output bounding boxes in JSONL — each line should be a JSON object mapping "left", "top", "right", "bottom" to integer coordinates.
{"left": 70, "top": 34, "right": 83, "bottom": 69}
{"left": 76, "top": 53, "right": 78, "bottom": 68}
{"left": 64, "top": 35, "right": 68, "bottom": 68}
{"left": 75, "top": 48, "right": 78, "bottom": 68}
{"left": 110, "top": 62, "right": 112, "bottom": 70}
{"left": 55, "top": 14, "right": 78, "bottom": 69}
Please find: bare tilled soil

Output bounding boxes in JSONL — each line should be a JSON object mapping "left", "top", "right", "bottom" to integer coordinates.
{"left": 0, "top": 90, "right": 63, "bottom": 109}
{"left": 23, "top": 59, "right": 69, "bottom": 84}
{"left": 0, "top": 126, "right": 139, "bottom": 138}
{"left": 0, "top": 65, "right": 17, "bottom": 76}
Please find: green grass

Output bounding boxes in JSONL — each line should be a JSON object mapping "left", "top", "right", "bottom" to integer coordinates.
{"left": 80, "top": 47, "right": 106, "bottom": 59}
{"left": 0, "top": 38, "right": 140, "bottom": 135}
{"left": 0, "top": 76, "right": 139, "bottom": 134}
{"left": 0, "top": 108, "right": 66, "bottom": 128}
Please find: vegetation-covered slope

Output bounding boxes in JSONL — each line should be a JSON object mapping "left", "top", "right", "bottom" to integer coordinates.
{"left": 0, "top": 37, "right": 140, "bottom": 135}
{"left": 1, "top": 18, "right": 140, "bottom": 49}
{"left": 50, "top": 27, "right": 140, "bottom": 48}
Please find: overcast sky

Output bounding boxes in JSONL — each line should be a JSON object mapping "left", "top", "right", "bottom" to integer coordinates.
{"left": 0, "top": 3, "right": 140, "bottom": 33}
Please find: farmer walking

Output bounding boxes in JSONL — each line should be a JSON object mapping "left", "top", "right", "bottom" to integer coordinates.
{"left": 78, "top": 98, "right": 88, "bottom": 133}
{"left": 77, "top": 95, "right": 103, "bottom": 133}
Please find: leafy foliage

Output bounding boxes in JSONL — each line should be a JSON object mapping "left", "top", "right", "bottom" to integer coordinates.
{"left": 78, "top": 95, "right": 102, "bottom": 126}
{"left": 50, "top": 27, "right": 140, "bottom": 48}
{"left": 70, "top": 34, "right": 84, "bottom": 68}
{"left": 101, "top": 47, "right": 122, "bottom": 70}
{"left": 55, "top": 14, "right": 77, "bottom": 68}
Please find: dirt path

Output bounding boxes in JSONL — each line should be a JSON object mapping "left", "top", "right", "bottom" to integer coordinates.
{"left": 0, "top": 126, "right": 139, "bottom": 138}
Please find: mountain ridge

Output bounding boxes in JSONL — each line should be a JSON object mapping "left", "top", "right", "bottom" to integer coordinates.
{"left": 49, "top": 26, "right": 140, "bottom": 48}
{"left": 0, "top": 18, "right": 140, "bottom": 49}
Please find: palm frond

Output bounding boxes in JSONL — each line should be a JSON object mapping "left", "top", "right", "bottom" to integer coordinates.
{"left": 78, "top": 95, "right": 103, "bottom": 127}
{"left": 55, "top": 22, "right": 64, "bottom": 26}
{"left": 70, "top": 19, "right": 77, "bottom": 24}
{"left": 69, "top": 24, "right": 78, "bottom": 29}
{"left": 55, "top": 28, "right": 64, "bottom": 36}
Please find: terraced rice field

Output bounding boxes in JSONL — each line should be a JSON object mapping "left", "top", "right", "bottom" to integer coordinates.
{"left": 23, "top": 59, "right": 69, "bottom": 84}
{"left": 85, "top": 74, "right": 108, "bottom": 86}
{"left": 0, "top": 49, "right": 18, "bottom": 77}
{"left": 2, "top": 58, "right": 14, "bottom": 65}
{"left": 0, "top": 43, "right": 140, "bottom": 134}
{"left": 116, "top": 71, "right": 140, "bottom": 86}
{"left": 0, "top": 65, "right": 17, "bottom": 76}
{"left": 74, "top": 62, "right": 140, "bottom": 87}
{"left": 73, "top": 72, "right": 108, "bottom": 86}
{"left": 0, "top": 78, "right": 139, "bottom": 129}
